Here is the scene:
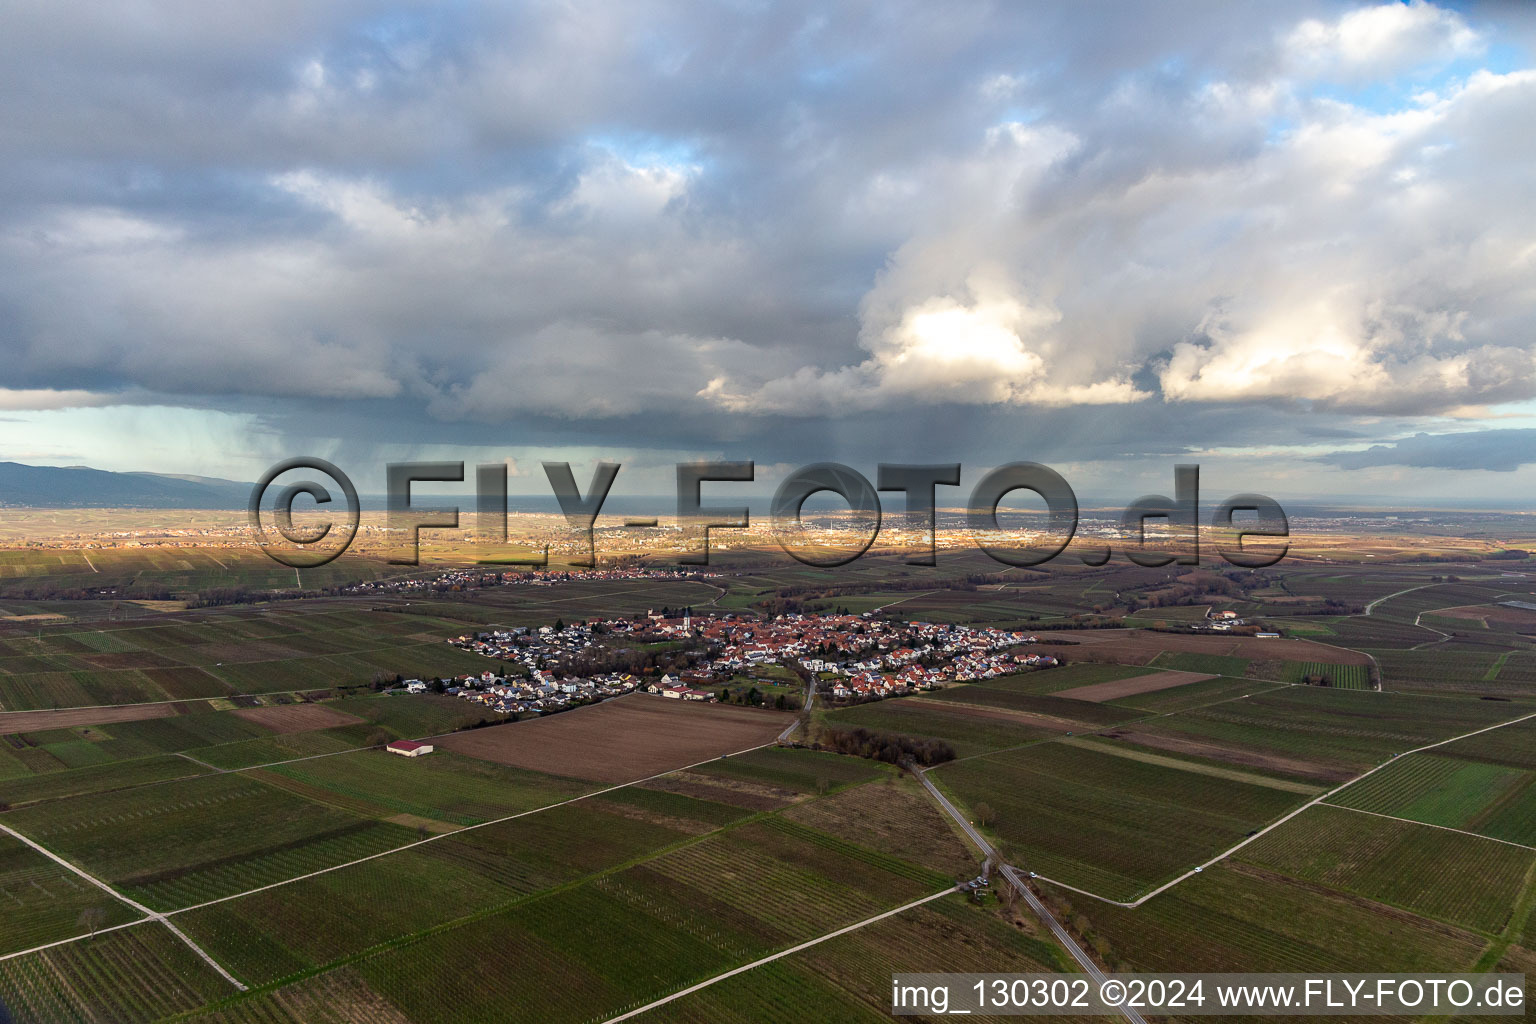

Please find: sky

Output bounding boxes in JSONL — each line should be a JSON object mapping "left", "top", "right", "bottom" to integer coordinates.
{"left": 2, "top": 0, "right": 1535, "bottom": 506}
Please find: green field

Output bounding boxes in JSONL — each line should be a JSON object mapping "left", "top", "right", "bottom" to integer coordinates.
{"left": 821, "top": 698, "right": 1059, "bottom": 758}
{"left": 924, "top": 684, "right": 1145, "bottom": 727}
{"left": 0, "top": 753, "right": 212, "bottom": 808}
{"left": 687, "top": 745, "right": 890, "bottom": 794}
{"left": 0, "top": 605, "right": 526, "bottom": 710}
{"left": 1442, "top": 717, "right": 1536, "bottom": 770}
{"left": 627, "top": 897, "right": 1066, "bottom": 1023}
{"left": 0, "top": 923, "right": 236, "bottom": 1023}
{"left": 1078, "top": 863, "right": 1488, "bottom": 973}
{"left": 352, "top": 818, "right": 948, "bottom": 1024}
{"left": 0, "top": 835, "right": 142, "bottom": 955}
{"left": 258, "top": 748, "right": 592, "bottom": 825}
{"left": 1150, "top": 651, "right": 1252, "bottom": 676}
{"left": 1107, "top": 676, "right": 1285, "bottom": 713}
{"left": 4, "top": 772, "right": 418, "bottom": 911}
{"left": 176, "top": 792, "right": 740, "bottom": 986}
{"left": 974, "top": 662, "right": 1157, "bottom": 694}
{"left": 1241, "top": 804, "right": 1533, "bottom": 934}
{"left": 1280, "top": 660, "right": 1371, "bottom": 689}
{"left": 1327, "top": 752, "right": 1536, "bottom": 846}
{"left": 935, "top": 740, "right": 1305, "bottom": 901}
{"left": 1130, "top": 687, "right": 1526, "bottom": 779}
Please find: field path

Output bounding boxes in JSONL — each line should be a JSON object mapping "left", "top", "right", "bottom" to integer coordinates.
{"left": 163, "top": 740, "right": 777, "bottom": 916}
{"left": 0, "top": 821, "right": 247, "bottom": 991}
{"left": 1328, "top": 802, "right": 1536, "bottom": 852}
{"left": 871, "top": 589, "right": 941, "bottom": 613}
{"left": 776, "top": 672, "right": 815, "bottom": 743}
{"left": 597, "top": 885, "right": 960, "bottom": 1024}
{"left": 1363, "top": 583, "right": 1435, "bottom": 615}
{"left": 1015, "top": 707, "right": 1536, "bottom": 910}
{"left": 909, "top": 768, "right": 1150, "bottom": 1024}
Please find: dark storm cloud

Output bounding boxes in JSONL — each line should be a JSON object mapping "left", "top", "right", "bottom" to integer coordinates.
{"left": 0, "top": 0, "right": 1532, "bottom": 474}
{"left": 1318, "top": 429, "right": 1536, "bottom": 472}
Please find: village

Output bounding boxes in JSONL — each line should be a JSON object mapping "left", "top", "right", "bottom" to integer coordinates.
{"left": 341, "top": 565, "right": 724, "bottom": 597}
{"left": 396, "top": 610, "right": 1053, "bottom": 717}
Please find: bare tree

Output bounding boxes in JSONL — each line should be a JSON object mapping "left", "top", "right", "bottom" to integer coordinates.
{"left": 973, "top": 802, "right": 997, "bottom": 828}
{"left": 78, "top": 906, "right": 107, "bottom": 941}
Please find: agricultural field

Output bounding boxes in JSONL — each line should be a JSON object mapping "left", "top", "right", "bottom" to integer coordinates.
{"left": 1367, "top": 647, "right": 1536, "bottom": 698}
{"left": 1278, "top": 660, "right": 1371, "bottom": 689}
{"left": 783, "top": 775, "right": 980, "bottom": 879}
{"left": 1327, "top": 751, "right": 1536, "bottom": 846}
{"left": 684, "top": 745, "right": 890, "bottom": 796}
{"left": 1029, "top": 628, "right": 1371, "bottom": 669}
{"left": 820, "top": 697, "right": 1062, "bottom": 758}
{"left": 1076, "top": 862, "right": 1488, "bottom": 973}
{"left": 934, "top": 740, "right": 1305, "bottom": 901}
{"left": 3, "top": 771, "right": 419, "bottom": 911}
{"left": 0, "top": 604, "right": 517, "bottom": 710}
{"left": 176, "top": 788, "right": 757, "bottom": 986}
{"left": 0, "top": 705, "right": 275, "bottom": 777}
{"left": 0, "top": 753, "right": 213, "bottom": 808}
{"left": 1104, "top": 675, "right": 1285, "bottom": 714}
{"left": 5, "top": 532, "right": 1536, "bottom": 1020}
{"left": 626, "top": 897, "right": 1068, "bottom": 1023}
{"left": 161, "top": 967, "right": 414, "bottom": 1024}
{"left": 1441, "top": 716, "right": 1536, "bottom": 770}
{"left": 0, "top": 922, "right": 237, "bottom": 1023}
{"left": 924, "top": 681, "right": 1146, "bottom": 728}
{"left": 437, "top": 694, "right": 792, "bottom": 782}
{"left": 1053, "top": 668, "right": 1213, "bottom": 702}
{"left": 350, "top": 818, "right": 949, "bottom": 1024}
{"left": 969, "top": 662, "right": 1158, "bottom": 695}
{"left": 0, "top": 834, "right": 141, "bottom": 955}
{"left": 256, "top": 748, "right": 593, "bottom": 826}
{"left": 1120, "top": 687, "right": 1526, "bottom": 781}
{"left": 1240, "top": 804, "right": 1533, "bottom": 934}
{"left": 1149, "top": 651, "right": 1252, "bottom": 676}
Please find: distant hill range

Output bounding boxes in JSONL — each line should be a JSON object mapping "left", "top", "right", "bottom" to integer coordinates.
{"left": 0, "top": 462, "right": 252, "bottom": 509}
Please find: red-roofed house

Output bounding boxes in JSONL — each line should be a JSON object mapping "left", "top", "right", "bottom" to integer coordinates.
{"left": 387, "top": 740, "right": 434, "bottom": 758}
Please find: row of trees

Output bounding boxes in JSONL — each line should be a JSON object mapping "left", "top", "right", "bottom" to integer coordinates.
{"left": 817, "top": 725, "right": 955, "bottom": 766}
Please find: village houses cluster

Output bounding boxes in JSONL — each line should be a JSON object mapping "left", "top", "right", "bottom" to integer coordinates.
{"left": 407, "top": 609, "right": 1050, "bottom": 715}
{"left": 343, "top": 566, "right": 721, "bottom": 597}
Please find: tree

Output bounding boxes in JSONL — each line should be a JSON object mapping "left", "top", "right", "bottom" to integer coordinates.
{"left": 973, "top": 802, "right": 997, "bottom": 827}
{"left": 78, "top": 906, "right": 108, "bottom": 941}
{"left": 718, "top": 688, "right": 730, "bottom": 703}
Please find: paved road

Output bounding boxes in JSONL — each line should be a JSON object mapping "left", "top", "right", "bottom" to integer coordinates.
{"left": 776, "top": 668, "right": 816, "bottom": 744}
{"left": 909, "top": 769, "right": 1150, "bottom": 1024}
